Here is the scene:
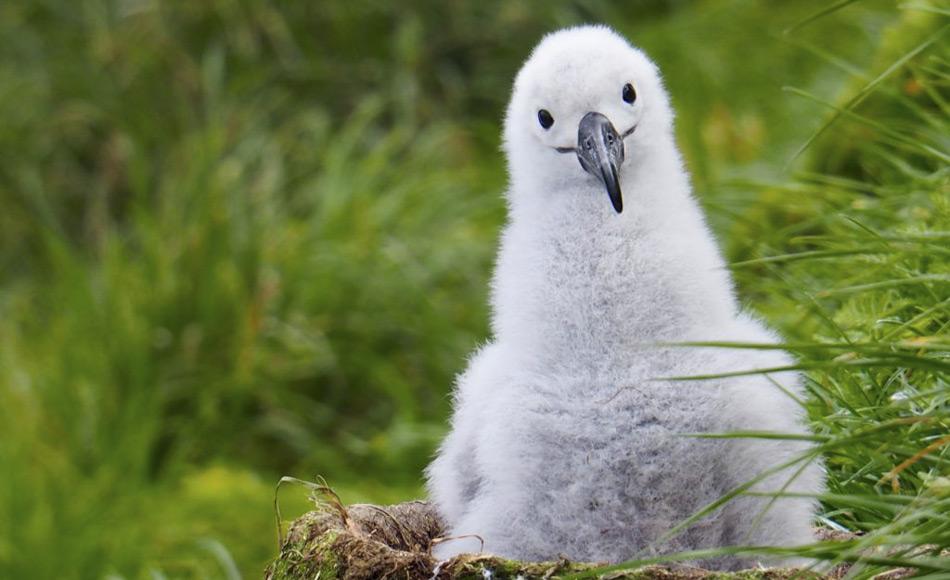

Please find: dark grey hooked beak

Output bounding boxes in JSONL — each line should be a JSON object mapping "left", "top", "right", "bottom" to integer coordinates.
{"left": 576, "top": 112, "right": 625, "bottom": 213}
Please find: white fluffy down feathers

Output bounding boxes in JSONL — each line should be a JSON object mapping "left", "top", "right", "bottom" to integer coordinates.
{"left": 425, "top": 25, "right": 823, "bottom": 569}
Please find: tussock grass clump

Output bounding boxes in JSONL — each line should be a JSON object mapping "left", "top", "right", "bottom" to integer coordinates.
{"left": 714, "top": 5, "right": 950, "bottom": 577}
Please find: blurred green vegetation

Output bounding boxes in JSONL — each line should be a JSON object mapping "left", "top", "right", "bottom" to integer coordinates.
{"left": 0, "top": 0, "right": 946, "bottom": 578}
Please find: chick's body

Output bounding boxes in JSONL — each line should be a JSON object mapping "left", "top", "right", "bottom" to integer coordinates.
{"left": 426, "top": 25, "right": 822, "bottom": 568}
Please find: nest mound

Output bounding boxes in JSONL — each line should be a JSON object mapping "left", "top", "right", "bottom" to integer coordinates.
{"left": 265, "top": 500, "right": 832, "bottom": 580}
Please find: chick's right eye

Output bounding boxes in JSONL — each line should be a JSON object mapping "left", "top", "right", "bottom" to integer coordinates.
{"left": 538, "top": 109, "right": 554, "bottom": 129}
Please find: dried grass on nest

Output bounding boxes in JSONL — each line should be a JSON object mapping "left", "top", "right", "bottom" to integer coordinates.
{"left": 265, "top": 498, "right": 849, "bottom": 580}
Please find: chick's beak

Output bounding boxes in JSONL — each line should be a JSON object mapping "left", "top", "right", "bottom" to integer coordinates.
{"left": 576, "top": 112, "right": 624, "bottom": 213}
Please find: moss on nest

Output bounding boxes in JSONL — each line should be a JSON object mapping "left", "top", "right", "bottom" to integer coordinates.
{"left": 266, "top": 501, "right": 440, "bottom": 580}
{"left": 265, "top": 501, "right": 829, "bottom": 580}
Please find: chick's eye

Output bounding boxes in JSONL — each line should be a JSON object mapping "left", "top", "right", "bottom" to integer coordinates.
{"left": 622, "top": 83, "right": 637, "bottom": 104}
{"left": 538, "top": 109, "right": 554, "bottom": 129}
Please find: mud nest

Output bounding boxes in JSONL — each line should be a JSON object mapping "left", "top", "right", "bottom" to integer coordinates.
{"left": 264, "top": 500, "right": 848, "bottom": 580}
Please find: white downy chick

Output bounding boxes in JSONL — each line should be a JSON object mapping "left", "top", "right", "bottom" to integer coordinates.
{"left": 426, "top": 25, "right": 823, "bottom": 570}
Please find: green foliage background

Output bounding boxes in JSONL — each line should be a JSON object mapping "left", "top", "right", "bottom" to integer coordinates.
{"left": 0, "top": 0, "right": 946, "bottom": 578}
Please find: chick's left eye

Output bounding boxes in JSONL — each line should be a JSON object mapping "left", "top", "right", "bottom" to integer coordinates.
{"left": 622, "top": 83, "right": 637, "bottom": 104}
{"left": 538, "top": 109, "right": 554, "bottom": 129}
